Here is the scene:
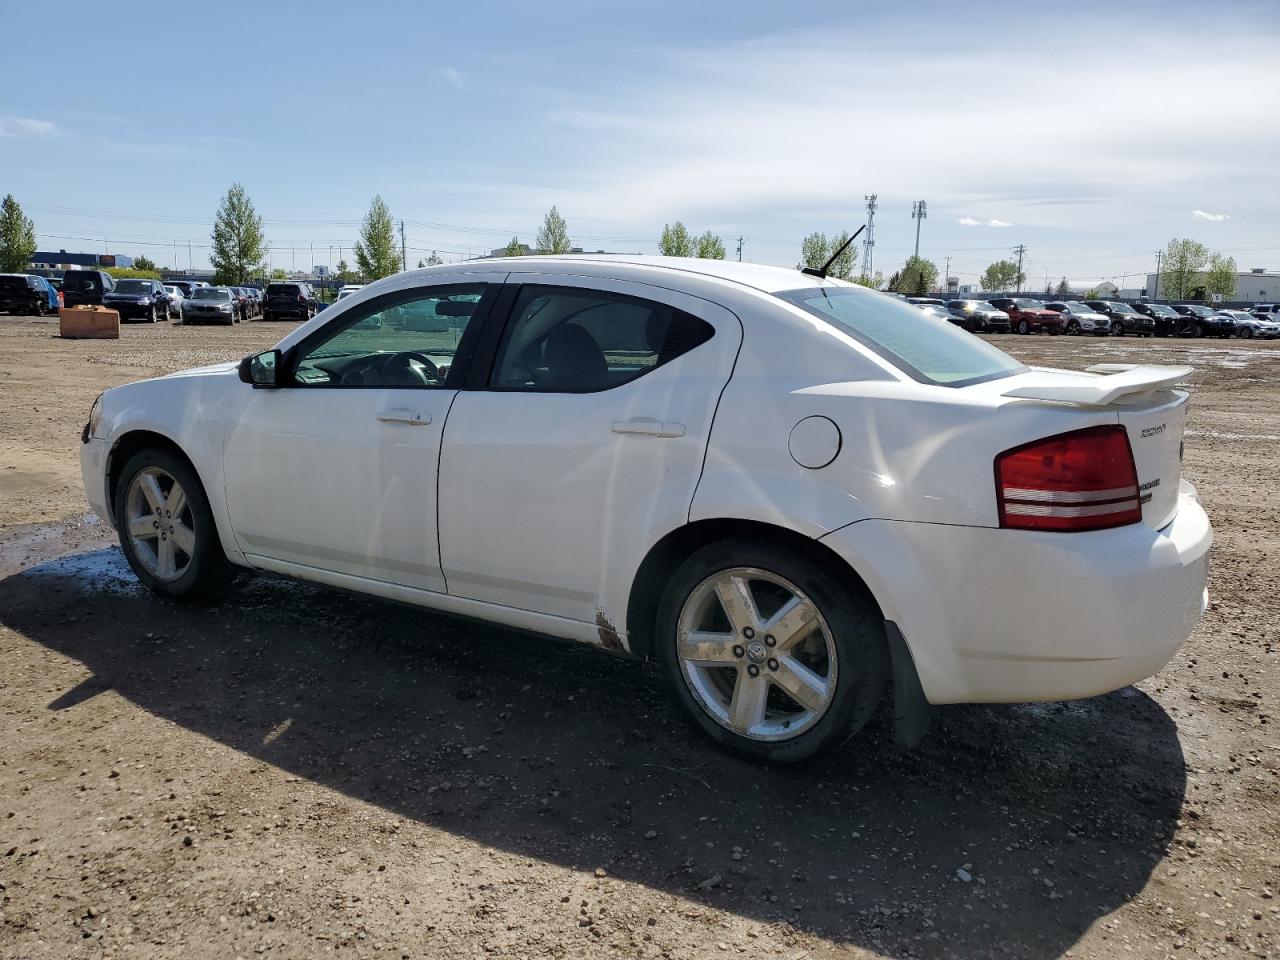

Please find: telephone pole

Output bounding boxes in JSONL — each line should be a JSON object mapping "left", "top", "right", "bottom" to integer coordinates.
{"left": 400, "top": 221, "right": 407, "bottom": 272}
{"left": 911, "top": 200, "right": 927, "bottom": 259}
{"left": 1013, "top": 244, "right": 1027, "bottom": 293}
{"left": 736, "top": 236, "right": 743, "bottom": 262}
{"left": 1153, "top": 250, "right": 1163, "bottom": 300}
{"left": 861, "top": 194, "right": 877, "bottom": 279}
{"left": 944, "top": 256, "right": 951, "bottom": 293}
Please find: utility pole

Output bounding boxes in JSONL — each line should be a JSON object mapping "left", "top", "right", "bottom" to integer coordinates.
{"left": 1013, "top": 244, "right": 1027, "bottom": 293}
{"left": 911, "top": 200, "right": 927, "bottom": 259}
{"left": 187, "top": 242, "right": 192, "bottom": 271}
{"left": 736, "top": 236, "right": 743, "bottom": 262}
{"left": 1153, "top": 250, "right": 1163, "bottom": 300}
{"left": 862, "top": 194, "right": 877, "bottom": 279}
{"left": 400, "top": 220, "right": 407, "bottom": 272}
{"left": 944, "top": 256, "right": 951, "bottom": 293}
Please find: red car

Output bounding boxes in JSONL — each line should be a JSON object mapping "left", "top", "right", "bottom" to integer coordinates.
{"left": 988, "top": 297, "right": 1063, "bottom": 335}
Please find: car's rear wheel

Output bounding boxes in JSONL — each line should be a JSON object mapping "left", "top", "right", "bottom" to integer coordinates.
{"left": 113, "top": 448, "right": 230, "bottom": 599}
{"left": 657, "top": 540, "right": 888, "bottom": 763}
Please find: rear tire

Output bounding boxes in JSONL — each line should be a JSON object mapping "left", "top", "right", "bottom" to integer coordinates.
{"left": 656, "top": 539, "right": 889, "bottom": 763}
{"left": 112, "top": 447, "right": 231, "bottom": 600}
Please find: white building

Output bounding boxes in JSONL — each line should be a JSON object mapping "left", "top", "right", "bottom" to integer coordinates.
{"left": 1146, "top": 267, "right": 1280, "bottom": 304}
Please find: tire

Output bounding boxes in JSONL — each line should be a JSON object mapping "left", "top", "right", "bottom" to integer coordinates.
{"left": 656, "top": 539, "right": 889, "bottom": 763}
{"left": 1110, "top": 321, "right": 1124, "bottom": 337}
{"left": 148, "top": 305, "right": 157, "bottom": 322}
{"left": 1240, "top": 327, "right": 1254, "bottom": 339}
{"left": 112, "top": 447, "right": 231, "bottom": 600}
{"left": 263, "top": 311, "right": 272, "bottom": 322}
{"left": 1067, "top": 320, "right": 1080, "bottom": 336}
{"left": 1017, "top": 319, "right": 1030, "bottom": 335}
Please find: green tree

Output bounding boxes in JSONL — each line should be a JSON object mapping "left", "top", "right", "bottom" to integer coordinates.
{"left": 504, "top": 236, "right": 525, "bottom": 257}
{"left": 132, "top": 254, "right": 158, "bottom": 273}
{"left": 895, "top": 256, "right": 939, "bottom": 295}
{"left": 209, "top": 183, "right": 266, "bottom": 285}
{"left": 0, "top": 194, "right": 37, "bottom": 273}
{"left": 425, "top": 250, "right": 442, "bottom": 266}
{"left": 695, "top": 231, "right": 726, "bottom": 259}
{"left": 800, "top": 232, "right": 827, "bottom": 270}
{"left": 826, "top": 231, "right": 858, "bottom": 281}
{"left": 980, "top": 259, "right": 1024, "bottom": 292}
{"left": 535, "top": 205, "right": 571, "bottom": 254}
{"left": 353, "top": 195, "right": 399, "bottom": 280}
{"left": 1204, "top": 253, "right": 1237, "bottom": 303}
{"left": 1055, "top": 277, "right": 1071, "bottom": 296}
{"left": 886, "top": 270, "right": 901, "bottom": 291}
{"left": 1160, "top": 238, "right": 1209, "bottom": 302}
{"left": 659, "top": 222, "right": 693, "bottom": 257}
{"left": 853, "top": 271, "right": 884, "bottom": 290}
{"left": 270, "top": 268, "right": 289, "bottom": 280}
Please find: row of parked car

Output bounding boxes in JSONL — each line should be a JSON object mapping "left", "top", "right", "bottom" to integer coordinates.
{"left": 907, "top": 296, "right": 1280, "bottom": 339}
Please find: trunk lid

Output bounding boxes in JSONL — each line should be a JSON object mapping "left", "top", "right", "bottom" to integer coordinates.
{"left": 998, "top": 364, "right": 1191, "bottom": 530}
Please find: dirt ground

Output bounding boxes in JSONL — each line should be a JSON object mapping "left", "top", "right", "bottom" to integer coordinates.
{"left": 0, "top": 314, "right": 1275, "bottom": 960}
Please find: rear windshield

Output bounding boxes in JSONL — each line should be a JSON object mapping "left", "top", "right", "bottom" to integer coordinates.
{"left": 63, "top": 272, "right": 101, "bottom": 291}
{"left": 775, "top": 287, "right": 1026, "bottom": 387}
{"left": 192, "top": 288, "right": 231, "bottom": 301}
{"left": 268, "top": 284, "right": 301, "bottom": 295}
{"left": 114, "top": 280, "right": 151, "bottom": 293}
{"left": 0, "top": 276, "right": 28, "bottom": 291}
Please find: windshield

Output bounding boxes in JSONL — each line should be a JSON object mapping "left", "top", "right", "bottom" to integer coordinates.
{"left": 193, "top": 288, "right": 230, "bottom": 301}
{"left": 775, "top": 287, "right": 1026, "bottom": 387}
{"left": 1060, "top": 301, "right": 1090, "bottom": 312}
{"left": 1109, "top": 302, "right": 1138, "bottom": 314}
{"left": 1013, "top": 299, "right": 1042, "bottom": 309}
{"left": 114, "top": 280, "right": 151, "bottom": 293}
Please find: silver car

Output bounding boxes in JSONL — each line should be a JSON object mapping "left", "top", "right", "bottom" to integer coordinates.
{"left": 182, "top": 286, "right": 238, "bottom": 326}
{"left": 1045, "top": 301, "right": 1111, "bottom": 336}
{"left": 1222, "top": 309, "right": 1280, "bottom": 339}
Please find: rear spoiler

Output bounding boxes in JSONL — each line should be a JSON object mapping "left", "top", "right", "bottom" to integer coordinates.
{"left": 1002, "top": 364, "right": 1192, "bottom": 406}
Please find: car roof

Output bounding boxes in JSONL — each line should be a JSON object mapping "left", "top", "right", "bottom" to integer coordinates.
{"left": 409, "top": 254, "right": 850, "bottom": 295}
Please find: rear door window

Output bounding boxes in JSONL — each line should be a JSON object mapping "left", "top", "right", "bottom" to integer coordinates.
{"left": 775, "top": 287, "right": 1026, "bottom": 387}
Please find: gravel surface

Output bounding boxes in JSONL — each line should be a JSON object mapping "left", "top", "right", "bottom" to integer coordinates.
{"left": 0, "top": 315, "right": 1276, "bottom": 959}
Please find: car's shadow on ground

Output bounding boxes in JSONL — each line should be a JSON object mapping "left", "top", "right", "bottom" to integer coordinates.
{"left": 0, "top": 546, "right": 1187, "bottom": 959}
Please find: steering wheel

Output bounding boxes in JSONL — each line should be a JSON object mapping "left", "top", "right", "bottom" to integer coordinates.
{"left": 383, "top": 351, "right": 440, "bottom": 387}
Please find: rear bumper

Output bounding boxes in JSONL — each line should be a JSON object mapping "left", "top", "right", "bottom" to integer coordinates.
{"left": 820, "top": 485, "right": 1211, "bottom": 704}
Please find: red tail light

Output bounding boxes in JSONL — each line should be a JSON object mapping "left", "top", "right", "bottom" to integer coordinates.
{"left": 995, "top": 425, "right": 1141, "bottom": 532}
{"left": 297, "top": 294, "right": 306, "bottom": 303}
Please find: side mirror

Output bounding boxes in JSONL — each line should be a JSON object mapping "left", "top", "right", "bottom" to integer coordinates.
{"left": 238, "top": 348, "right": 283, "bottom": 387}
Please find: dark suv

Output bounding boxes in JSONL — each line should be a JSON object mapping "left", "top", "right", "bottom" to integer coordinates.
{"left": 263, "top": 281, "right": 316, "bottom": 321}
{"left": 1084, "top": 300, "right": 1156, "bottom": 337}
{"left": 0, "top": 274, "right": 55, "bottom": 315}
{"left": 1132, "top": 302, "right": 1183, "bottom": 336}
{"left": 62, "top": 269, "right": 116, "bottom": 307}
{"left": 1172, "top": 304, "right": 1234, "bottom": 338}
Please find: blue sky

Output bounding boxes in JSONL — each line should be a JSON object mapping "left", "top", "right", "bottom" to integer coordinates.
{"left": 2, "top": 0, "right": 1277, "bottom": 287}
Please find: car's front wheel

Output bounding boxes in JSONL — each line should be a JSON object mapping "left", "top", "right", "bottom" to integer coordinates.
{"left": 657, "top": 540, "right": 888, "bottom": 763}
{"left": 113, "top": 447, "right": 230, "bottom": 599}
{"left": 1017, "top": 319, "right": 1030, "bottom": 334}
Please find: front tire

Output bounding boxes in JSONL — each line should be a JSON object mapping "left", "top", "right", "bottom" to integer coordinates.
{"left": 656, "top": 539, "right": 888, "bottom": 763}
{"left": 1017, "top": 319, "right": 1030, "bottom": 335}
{"left": 113, "top": 447, "right": 230, "bottom": 600}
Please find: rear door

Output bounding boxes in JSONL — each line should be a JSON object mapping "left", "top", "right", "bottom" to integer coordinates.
{"left": 436, "top": 274, "right": 740, "bottom": 624}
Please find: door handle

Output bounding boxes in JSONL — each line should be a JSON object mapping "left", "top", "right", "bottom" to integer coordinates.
{"left": 611, "top": 418, "right": 686, "bottom": 438}
{"left": 376, "top": 408, "right": 432, "bottom": 426}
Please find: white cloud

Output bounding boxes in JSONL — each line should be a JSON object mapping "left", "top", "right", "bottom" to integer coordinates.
{"left": 957, "top": 217, "right": 1013, "bottom": 227}
{"left": 1192, "top": 209, "right": 1231, "bottom": 222}
{"left": 439, "top": 66, "right": 465, "bottom": 89}
{"left": 987, "top": 218, "right": 1013, "bottom": 227}
{"left": 0, "top": 117, "right": 57, "bottom": 137}
{"left": 957, "top": 217, "right": 980, "bottom": 226}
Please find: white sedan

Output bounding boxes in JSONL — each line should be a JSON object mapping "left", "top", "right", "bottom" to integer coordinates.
{"left": 80, "top": 256, "right": 1212, "bottom": 761}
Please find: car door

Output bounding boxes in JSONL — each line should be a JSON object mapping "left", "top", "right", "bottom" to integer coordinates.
{"left": 222, "top": 280, "right": 496, "bottom": 593}
{"left": 437, "top": 274, "right": 741, "bottom": 625}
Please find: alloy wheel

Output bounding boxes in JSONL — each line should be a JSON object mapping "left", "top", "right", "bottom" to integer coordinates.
{"left": 125, "top": 467, "right": 196, "bottom": 582}
{"left": 675, "top": 567, "right": 838, "bottom": 742}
